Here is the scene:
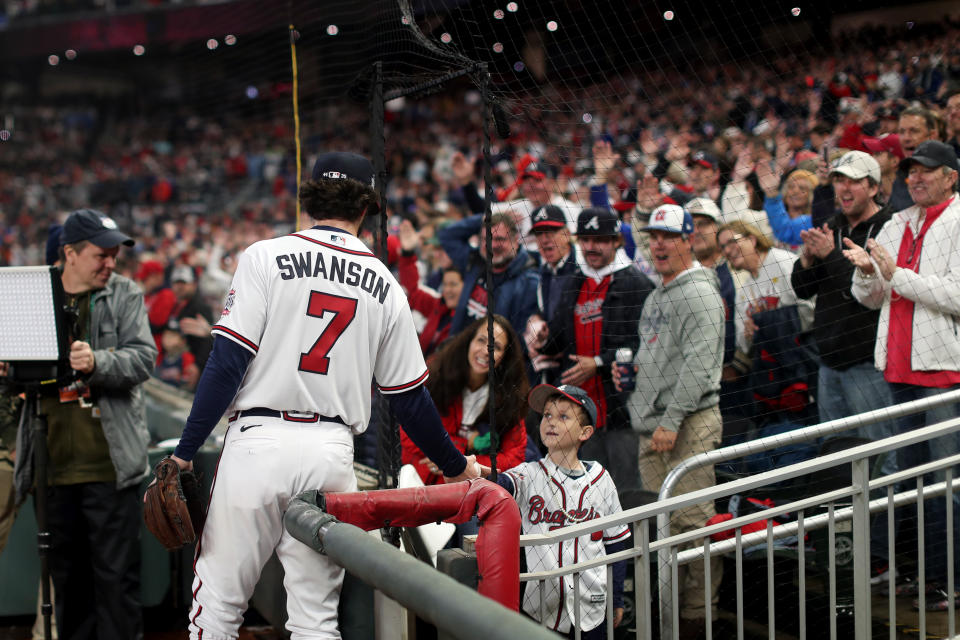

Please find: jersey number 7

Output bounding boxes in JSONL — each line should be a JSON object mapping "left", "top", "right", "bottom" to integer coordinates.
{"left": 299, "top": 291, "right": 358, "bottom": 375}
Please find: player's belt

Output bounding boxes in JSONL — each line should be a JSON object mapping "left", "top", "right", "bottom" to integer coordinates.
{"left": 229, "top": 407, "right": 346, "bottom": 426}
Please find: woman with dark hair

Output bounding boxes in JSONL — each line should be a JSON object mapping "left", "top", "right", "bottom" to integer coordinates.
{"left": 401, "top": 314, "right": 529, "bottom": 484}
{"left": 396, "top": 220, "right": 463, "bottom": 357}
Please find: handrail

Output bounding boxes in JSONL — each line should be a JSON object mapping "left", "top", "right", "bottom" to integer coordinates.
{"left": 515, "top": 416, "right": 960, "bottom": 547}
{"left": 518, "top": 476, "right": 960, "bottom": 581}
{"left": 514, "top": 441, "right": 960, "bottom": 580}
{"left": 284, "top": 491, "right": 557, "bottom": 640}
{"left": 658, "top": 388, "right": 960, "bottom": 503}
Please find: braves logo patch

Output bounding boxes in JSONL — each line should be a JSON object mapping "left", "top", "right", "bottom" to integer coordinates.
{"left": 222, "top": 289, "right": 236, "bottom": 316}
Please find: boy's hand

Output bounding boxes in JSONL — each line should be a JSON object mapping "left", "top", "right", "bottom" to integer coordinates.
{"left": 614, "top": 607, "right": 624, "bottom": 627}
{"left": 649, "top": 426, "right": 677, "bottom": 452}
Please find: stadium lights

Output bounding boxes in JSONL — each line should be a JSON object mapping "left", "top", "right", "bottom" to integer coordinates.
{"left": 546, "top": 20, "right": 558, "bottom": 31}
{"left": 440, "top": 32, "right": 452, "bottom": 43}
{"left": 47, "top": 55, "right": 59, "bottom": 66}
{"left": 65, "top": 49, "right": 77, "bottom": 60}
{"left": 494, "top": 9, "right": 504, "bottom": 19}
{"left": 245, "top": 86, "right": 259, "bottom": 99}
{"left": 326, "top": 24, "right": 339, "bottom": 36}
{"left": 493, "top": 42, "right": 504, "bottom": 53}
{"left": 224, "top": 34, "right": 237, "bottom": 45}
{"left": 663, "top": 10, "right": 675, "bottom": 20}
{"left": 207, "top": 39, "right": 219, "bottom": 50}
{"left": 133, "top": 44, "right": 145, "bottom": 56}
{"left": 791, "top": 7, "right": 801, "bottom": 16}
{"left": 506, "top": 2, "right": 518, "bottom": 11}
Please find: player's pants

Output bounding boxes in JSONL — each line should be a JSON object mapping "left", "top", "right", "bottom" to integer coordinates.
{"left": 189, "top": 417, "right": 357, "bottom": 640}
{"left": 638, "top": 405, "right": 723, "bottom": 621}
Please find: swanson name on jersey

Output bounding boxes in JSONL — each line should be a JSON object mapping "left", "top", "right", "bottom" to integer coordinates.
{"left": 276, "top": 252, "right": 391, "bottom": 304}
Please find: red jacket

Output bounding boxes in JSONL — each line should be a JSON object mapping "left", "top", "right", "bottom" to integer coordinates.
{"left": 400, "top": 393, "right": 528, "bottom": 484}
{"left": 398, "top": 254, "right": 453, "bottom": 356}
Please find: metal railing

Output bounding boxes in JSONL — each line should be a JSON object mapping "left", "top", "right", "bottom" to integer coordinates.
{"left": 515, "top": 391, "right": 960, "bottom": 640}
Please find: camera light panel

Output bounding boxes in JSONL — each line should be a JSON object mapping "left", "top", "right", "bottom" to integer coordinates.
{"left": 0, "top": 267, "right": 61, "bottom": 361}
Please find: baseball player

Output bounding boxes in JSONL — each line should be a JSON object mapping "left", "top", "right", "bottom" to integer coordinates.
{"left": 496, "top": 384, "right": 629, "bottom": 639}
{"left": 167, "top": 152, "right": 479, "bottom": 639}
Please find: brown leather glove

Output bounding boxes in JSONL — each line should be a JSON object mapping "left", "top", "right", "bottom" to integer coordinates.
{"left": 143, "top": 456, "right": 206, "bottom": 550}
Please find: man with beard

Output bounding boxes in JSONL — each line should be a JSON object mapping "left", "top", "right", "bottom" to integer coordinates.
{"left": 793, "top": 151, "right": 895, "bottom": 435}
{"left": 528, "top": 208, "right": 653, "bottom": 489}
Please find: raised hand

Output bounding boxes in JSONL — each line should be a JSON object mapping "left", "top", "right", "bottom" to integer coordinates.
{"left": 592, "top": 139, "right": 619, "bottom": 181}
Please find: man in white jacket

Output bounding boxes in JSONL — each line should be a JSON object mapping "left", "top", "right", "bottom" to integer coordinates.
{"left": 843, "top": 140, "right": 960, "bottom": 610}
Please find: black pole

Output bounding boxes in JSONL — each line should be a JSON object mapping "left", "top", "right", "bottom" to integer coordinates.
{"left": 369, "top": 61, "right": 401, "bottom": 547}
{"left": 479, "top": 64, "right": 498, "bottom": 482}
{"left": 24, "top": 388, "right": 53, "bottom": 640}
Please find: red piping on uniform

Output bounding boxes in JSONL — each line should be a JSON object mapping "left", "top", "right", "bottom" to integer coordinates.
{"left": 378, "top": 369, "right": 429, "bottom": 393}
{"left": 323, "top": 479, "right": 521, "bottom": 610}
{"left": 190, "top": 436, "right": 227, "bottom": 638}
{"left": 211, "top": 325, "right": 259, "bottom": 352}
{"left": 290, "top": 233, "right": 375, "bottom": 257}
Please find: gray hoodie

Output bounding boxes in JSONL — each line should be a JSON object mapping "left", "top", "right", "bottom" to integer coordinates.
{"left": 627, "top": 264, "right": 724, "bottom": 434}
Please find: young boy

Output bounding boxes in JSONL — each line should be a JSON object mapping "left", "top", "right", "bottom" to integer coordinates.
{"left": 497, "top": 383, "right": 630, "bottom": 639}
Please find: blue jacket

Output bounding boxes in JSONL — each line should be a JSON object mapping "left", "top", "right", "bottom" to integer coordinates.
{"left": 439, "top": 214, "right": 540, "bottom": 336}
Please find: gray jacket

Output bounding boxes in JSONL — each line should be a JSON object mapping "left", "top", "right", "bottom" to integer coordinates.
{"left": 15, "top": 272, "right": 156, "bottom": 500}
{"left": 627, "top": 264, "right": 724, "bottom": 434}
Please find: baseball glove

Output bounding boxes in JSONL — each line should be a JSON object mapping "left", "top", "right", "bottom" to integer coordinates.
{"left": 143, "top": 456, "right": 206, "bottom": 550}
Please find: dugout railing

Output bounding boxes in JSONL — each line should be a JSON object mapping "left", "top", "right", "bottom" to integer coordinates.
{"left": 514, "top": 390, "right": 960, "bottom": 640}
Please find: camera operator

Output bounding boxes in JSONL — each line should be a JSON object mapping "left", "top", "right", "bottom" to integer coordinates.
{"left": 0, "top": 208, "right": 155, "bottom": 640}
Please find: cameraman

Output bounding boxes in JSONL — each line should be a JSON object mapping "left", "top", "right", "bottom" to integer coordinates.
{"left": 1, "top": 208, "right": 155, "bottom": 640}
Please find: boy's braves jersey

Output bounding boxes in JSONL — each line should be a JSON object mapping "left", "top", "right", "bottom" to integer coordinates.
{"left": 211, "top": 226, "right": 428, "bottom": 433}
{"left": 504, "top": 458, "right": 630, "bottom": 633}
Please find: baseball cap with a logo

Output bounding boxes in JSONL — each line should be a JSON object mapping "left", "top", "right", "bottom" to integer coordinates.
{"left": 528, "top": 383, "right": 598, "bottom": 426}
{"left": 642, "top": 204, "right": 694, "bottom": 236}
{"left": 690, "top": 150, "right": 719, "bottom": 170}
{"left": 684, "top": 197, "right": 721, "bottom": 222}
{"left": 830, "top": 151, "right": 882, "bottom": 184}
{"left": 901, "top": 141, "right": 960, "bottom": 173}
{"left": 576, "top": 207, "right": 620, "bottom": 237}
{"left": 530, "top": 204, "right": 567, "bottom": 231}
{"left": 311, "top": 151, "right": 376, "bottom": 187}
{"left": 61, "top": 209, "right": 135, "bottom": 248}
{"left": 520, "top": 160, "right": 548, "bottom": 182}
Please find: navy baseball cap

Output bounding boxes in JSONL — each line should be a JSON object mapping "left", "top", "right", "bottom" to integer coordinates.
{"left": 530, "top": 204, "right": 567, "bottom": 231}
{"left": 901, "top": 141, "right": 960, "bottom": 173}
{"left": 691, "top": 150, "right": 719, "bottom": 170}
{"left": 641, "top": 204, "right": 694, "bottom": 236}
{"left": 311, "top": 152, "right": 376, "bottom": 188}
{"left": 61, "top": 209, "right": 134, "bottom": 248}
{"left": 576, "top": 207, "right": 620, "bottom": 237}
{"left": 528, "top": 384, "right": 598, "bottom": 426}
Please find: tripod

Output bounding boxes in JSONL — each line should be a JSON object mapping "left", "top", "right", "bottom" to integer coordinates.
{"left": 18, "top": 383, "right": 56, "bottom": 640}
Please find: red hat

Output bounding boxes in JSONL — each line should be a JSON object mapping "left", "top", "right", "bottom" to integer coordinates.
{"left": 862, "top": 133, "right": 905, "bottom": 160}
{"left": 517, "top": 153, "right": 547, "bottom": 182}
{"left": 136, "top": 260, "right": 165, "bottom": 281}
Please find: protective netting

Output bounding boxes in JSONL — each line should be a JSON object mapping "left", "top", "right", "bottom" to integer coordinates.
{"left": 2, "top": 0, "right": 960, "bottom": 636}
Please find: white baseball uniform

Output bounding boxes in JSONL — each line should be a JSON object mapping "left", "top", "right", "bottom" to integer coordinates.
{"left": 503, "top": 458, "right": 630, "bottom": 633}
{"left": 190, "top": 226, "right": 429, "bottom": 640}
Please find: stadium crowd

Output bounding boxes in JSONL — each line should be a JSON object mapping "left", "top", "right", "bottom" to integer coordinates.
{"left": 2, "top": 10, "right": 960, "bottom": 630}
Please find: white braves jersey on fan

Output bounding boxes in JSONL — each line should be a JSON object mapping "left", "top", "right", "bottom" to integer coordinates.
{"left": 211, "top": 226, "right": 427, "bottom": 432}
{"left": 504, "top": 458, "right": 630, "bottom": 632}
